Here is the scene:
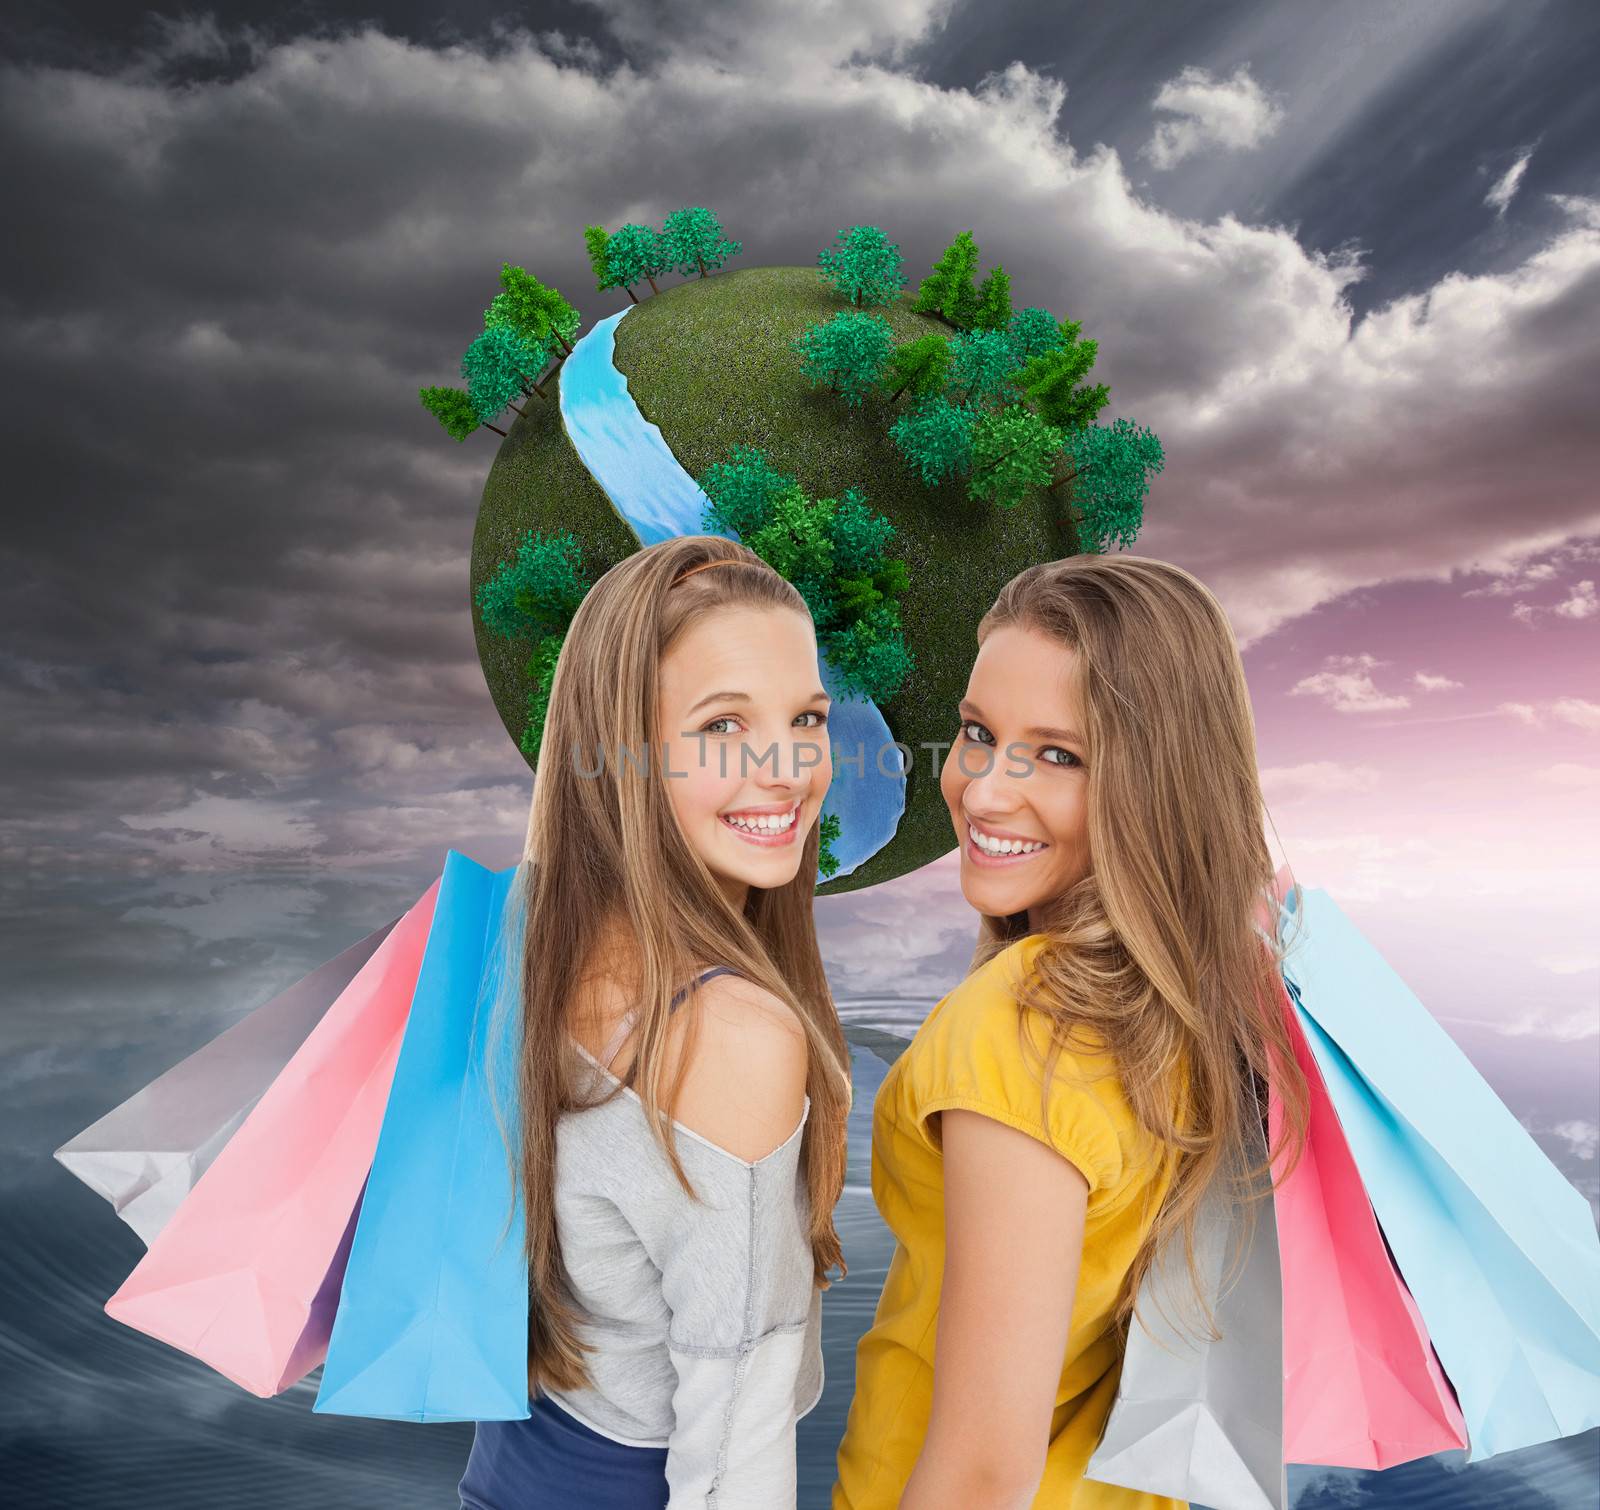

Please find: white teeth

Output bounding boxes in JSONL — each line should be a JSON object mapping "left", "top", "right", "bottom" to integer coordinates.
{"left": 968, "top": 823, "right": 1046, "bottom": 856}
{"left": 726, "top": 808, "right": 797, "bottom": 833}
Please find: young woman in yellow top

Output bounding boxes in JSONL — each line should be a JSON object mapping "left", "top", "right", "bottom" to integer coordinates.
{"left": 832, "top": 554, "right": 1311, "bottom": 1509}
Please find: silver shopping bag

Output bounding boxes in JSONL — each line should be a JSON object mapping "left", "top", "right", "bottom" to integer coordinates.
{"left": 54, "top": 917, "right": 398, "bottom": 1245}
{"left": 1084, "top": 1152, "right": 1286, "bottom": 1510}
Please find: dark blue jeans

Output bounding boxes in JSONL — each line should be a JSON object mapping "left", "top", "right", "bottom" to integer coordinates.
{"left": 458, "top": 1393, "right": 670, "bottom": 1509}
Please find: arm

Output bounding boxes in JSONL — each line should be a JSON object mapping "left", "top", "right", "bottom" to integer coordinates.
{"left": 657, "top": 979, "right": 815, "bottom": 1509}
{"left": 899, "top": 1106, "right": 1090, "bottom": 1510}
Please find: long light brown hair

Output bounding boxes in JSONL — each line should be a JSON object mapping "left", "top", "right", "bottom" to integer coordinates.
{"left": 486, "top": 534, "right": 852, "bottom": 1396}
{"left": 967, "top": 553, "right": 1311, "bottom": 1346}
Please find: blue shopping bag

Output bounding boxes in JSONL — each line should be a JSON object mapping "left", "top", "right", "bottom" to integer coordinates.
{"left": 315, "top": 850, "right": 529, "bottom": 1421}
{"left": 1277, "top": 884, "right": 1600, "bottom": 1462}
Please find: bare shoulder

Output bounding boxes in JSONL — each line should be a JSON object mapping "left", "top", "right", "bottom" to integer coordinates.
{"left": 666, "top": 973, "right": 810, "bottom": 1165}
{"left": 698, "top": 970, "right": 808, "bottom": 1043}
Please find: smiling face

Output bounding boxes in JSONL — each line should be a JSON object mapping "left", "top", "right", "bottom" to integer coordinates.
{"left": 940, "top": 621, "right": 1092, "bottom": 933}
{"left": 656, "top": 604, "right": 833, "bottom": 910}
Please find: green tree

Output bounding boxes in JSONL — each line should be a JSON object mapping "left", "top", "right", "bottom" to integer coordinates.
{"left": 1056, "top": 418, "right": 1163, "bottom": 552}
{"left": 912, "top": 230, "right": 981, "bottom": 328}
{"left": 948, "top": 274, "right": 982, "bottom": 329}
{"left": 973, "top": 264, "right": 1013, "bottom": 332}
{"left": 816, "top": 811, "right": 842, "bottom": 881}
{"left": 484, "top": 317, "right": 553, "bottom": 400}
{"left": 881, "top": 333, "right": 951, "bottom": 404}
{"left": 827, "top": 487, "right": 905, "bottom": 619}
{"left": 477, "top": 529, "right": 591, "bottom": 761}
{"left": 662, "top": 206, "right": 743, "bottom": 279}
{"left": 475, "top": 527, "right": 589, "bottom": 642}
{"left": 487, "top": 265, "right": 579, "bottom": 358}
{"left": 746, "top": 486, "right": 840, "bottom": 627}
{"left": 698, "top": 444, "right": 796, "bottom": 538}
{"left": 828, "top": 487, "right": 897, "bottom": 576}
{"left": 792, "top": 310, "right": 895, "bottom": 408}
{"left": 1008, "top": 306, "right": 1064, "bottom": 363}
{"left": 548, "top": 291, "right": 582, "bottom": 352}
{"left": 518, "top": 631, "right": 566, "bottom": 764}
{"left": 695, "top": 444, "right": 913, "bottom": 702}
{"left": 420, "top": 385, "right": 501, "bottom": 440}
{"left": 824, "top": 601, "right": 914, "bottom": 703}
{"left": 817, "top": 224, "right": 907, "bottom": 307}
{"left": 584, "top": 224, "right": 633, "bottom": 302}
{"left": 607, "top": 222, "right": 670, "bottom": 298}
{"left": 968, "top": 404, "right": 1064, "bottom": 509}
{"left": 834, "top": 554, "right": 910, "bottom": 621}
{"left": 946, "top": 328, "right": 1025, "bottom": 408}
{"left": 1014, "top": 319, "right": 1110, "bottom": 431}
{"left": 488, "top": 264, "right": 548, "bottom": 347}
{"left": 462, "top": 323, "right": 547, "bottom": 428}
{"left": 889, "top": 395, "right": 977, "bottom": 485}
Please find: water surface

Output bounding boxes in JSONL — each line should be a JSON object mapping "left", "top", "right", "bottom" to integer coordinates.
{"left": 4, "top": 866, "right": 1594, "bottom": 1506}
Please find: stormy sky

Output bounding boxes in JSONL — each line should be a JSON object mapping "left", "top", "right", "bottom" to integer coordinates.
{"left": 3, "top": 3, "right": 1598, "bottom": 1503}
{"left": 5, "top": 0, "right": 1597, "bottom": 1183}
{"left": 1, "top": 0, "right": 1595, "bottom": 878}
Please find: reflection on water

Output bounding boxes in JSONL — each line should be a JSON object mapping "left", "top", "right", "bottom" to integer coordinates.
{"left": 2, "top": 873, "right": 1595, "bottom": 1507}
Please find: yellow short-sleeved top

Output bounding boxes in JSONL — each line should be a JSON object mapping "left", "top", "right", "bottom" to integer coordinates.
{"left": 833, "top": 933, "right": 1189, "bottom": 1510}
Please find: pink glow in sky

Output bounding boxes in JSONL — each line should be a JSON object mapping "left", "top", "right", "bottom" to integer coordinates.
{"left": 818, "top": 534, "right": 1599, "bottom": 1208}
{"left": 1243, "top": 542, "right": 1598, "bottom": 1037}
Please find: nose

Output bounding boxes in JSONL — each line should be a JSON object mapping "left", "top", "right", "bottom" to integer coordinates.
{"left": 743, "top": 737, "right": 818, "bottom": 793}
{"left": 960, "top": 740, "right": 1025, "bottom": 813}
{"left": 781, "top": 724, "right": 829, "bottom": 787}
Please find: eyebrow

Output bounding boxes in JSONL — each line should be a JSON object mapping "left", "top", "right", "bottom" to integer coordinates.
{"left": 959, "top": 698, "right": 1083, "bottom": 744}
{"left": 687, "top": 688, "right": 831, "bottom": 715}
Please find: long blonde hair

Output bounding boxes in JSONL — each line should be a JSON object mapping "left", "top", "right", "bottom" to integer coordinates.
{"left": 488, "top": 534, "right": 852, "bottom": 1396}
{"left": 968, "top": 553, "right": 1311, "bottom": 1346}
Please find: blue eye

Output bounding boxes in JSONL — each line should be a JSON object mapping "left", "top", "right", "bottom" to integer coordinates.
{"left": 962, "top": 719, "right": 1079, "bottom": 768}
{"left": 703, "top": 711, "right": 827, "bottom": 735}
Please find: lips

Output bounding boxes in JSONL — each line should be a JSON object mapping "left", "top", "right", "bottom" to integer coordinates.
{"left": 962, "top": 810, "right": 1049, "bottom": 869}
{"left": 963, "top": 812, "right": 1046, "bottom": 847}
{"left": 720, "top": 808, "right": 800, "bottom": 847}
{"left": 965, "top": 831, "right": 1045, "bottom": 867}
{"left": 717, "top": 796, "right": 803, "bottom": 849}
{"left": 721, "top": 798, "right": 802, "bottom": 819}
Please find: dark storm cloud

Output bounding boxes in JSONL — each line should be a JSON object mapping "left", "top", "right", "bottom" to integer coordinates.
{"left": 884, "top": 0, "right": 1600, "bottom": 321}
{"left": 2, "top": 0, "right": 1597, "bottom": 875}
{"left": 0, "top": 0, "right": 627, "bottom": 76}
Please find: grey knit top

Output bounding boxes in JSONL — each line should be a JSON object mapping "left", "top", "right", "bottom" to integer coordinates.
{"left": 542, "top": 966, "right": 823, "bottom": 1507}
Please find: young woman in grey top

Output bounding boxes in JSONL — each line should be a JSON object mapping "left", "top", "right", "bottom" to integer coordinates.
{"left": 461, "top": 536, "right": 854, "bottom": 1509}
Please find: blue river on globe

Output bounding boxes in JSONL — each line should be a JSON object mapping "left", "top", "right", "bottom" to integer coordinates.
{"left": 558, "top": 307, "right": 907, "bottom": 884}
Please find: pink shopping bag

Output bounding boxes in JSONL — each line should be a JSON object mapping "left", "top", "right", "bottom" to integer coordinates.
{"left": 1263, "top": 874, "right": 1468, "bottom": 1468}
{"left": 56, "top": 918, "right": 399, "bottom": 1248}
{"left": 103, "top": 875, "right": 441, "bottom": 1396}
